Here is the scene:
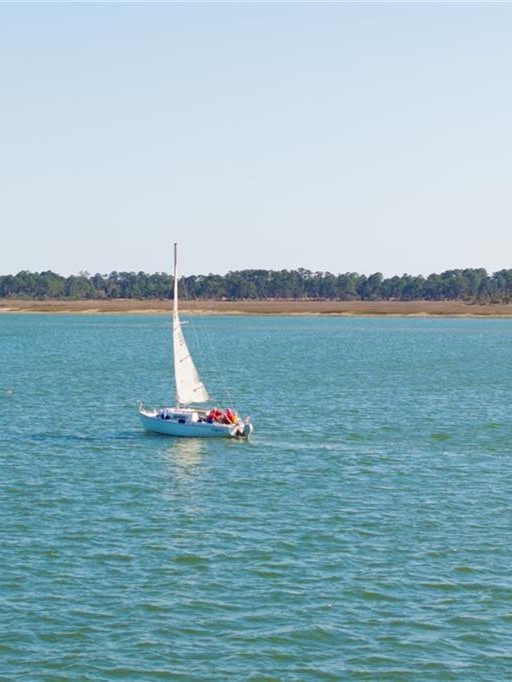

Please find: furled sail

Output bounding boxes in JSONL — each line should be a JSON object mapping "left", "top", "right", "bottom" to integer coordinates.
{"left": 172, "top": 244, "right": 209, "bottom": 405}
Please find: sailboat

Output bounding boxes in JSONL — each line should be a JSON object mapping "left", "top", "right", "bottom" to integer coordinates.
{"left": 138, "top": 244, "right": 254, "bottom": 439}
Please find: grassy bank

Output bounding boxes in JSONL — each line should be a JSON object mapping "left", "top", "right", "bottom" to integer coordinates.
{"left": 2, "top": 298, "right": 512, "bottom": 316}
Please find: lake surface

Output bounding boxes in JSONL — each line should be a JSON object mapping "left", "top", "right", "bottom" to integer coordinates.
{"left": 1, "top": 314, "right": 511, "bottom": 680}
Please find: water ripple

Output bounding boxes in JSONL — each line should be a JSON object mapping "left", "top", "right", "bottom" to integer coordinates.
{"left": 2, "top": 315, "right": 512, "bottom": 679}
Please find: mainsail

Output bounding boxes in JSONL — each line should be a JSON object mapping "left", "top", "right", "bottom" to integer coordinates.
{"left": 172, "top": 244, "right": 209, "bottom": 405}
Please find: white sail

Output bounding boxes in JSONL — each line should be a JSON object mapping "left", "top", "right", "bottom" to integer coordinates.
{"left": 173, "top": 244, "right": 209, "bottom": 405}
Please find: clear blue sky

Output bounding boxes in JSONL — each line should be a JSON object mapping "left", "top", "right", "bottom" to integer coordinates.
{"left": 1, "top": 2, "right": 511, "bottom": 278}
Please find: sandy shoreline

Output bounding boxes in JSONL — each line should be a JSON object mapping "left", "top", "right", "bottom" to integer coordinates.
{"left": 2, "top": 298, "right": 512, "bottom": 316}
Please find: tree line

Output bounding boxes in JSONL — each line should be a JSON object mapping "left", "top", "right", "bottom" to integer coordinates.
{"left": 2, "top": 267, "right": 512, "bottom": 302}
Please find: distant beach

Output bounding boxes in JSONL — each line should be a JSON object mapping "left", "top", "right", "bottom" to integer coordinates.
{"left": 2, "top": 298, "right": 512, "bottom": 316}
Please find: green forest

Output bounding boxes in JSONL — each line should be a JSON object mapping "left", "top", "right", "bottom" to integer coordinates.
{"left": 1, "top": 267, "right": 512, "bottom": 302}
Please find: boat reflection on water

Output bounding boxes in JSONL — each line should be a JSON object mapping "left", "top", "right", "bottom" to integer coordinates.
{"left": 163, "top": 438, "right": 206, "bottom": 481}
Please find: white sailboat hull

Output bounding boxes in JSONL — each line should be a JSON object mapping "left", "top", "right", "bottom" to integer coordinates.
{"left": 139, "top": 408, "right": 251, "bottom": 439}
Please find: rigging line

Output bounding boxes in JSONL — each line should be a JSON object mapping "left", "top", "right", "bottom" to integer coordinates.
{"left": 180, "top": 277, "right": 218, "bottom": 403}
{"left": 205, "top": 305, "right": 236, "bottom": 409}
{"left": 180, "top": 279, "right": 237, "bottom": 408}
{"left": 197, "top": 300, "right": 238, "bottom": 408}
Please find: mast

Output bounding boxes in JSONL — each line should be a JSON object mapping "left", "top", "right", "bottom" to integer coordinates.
{"left": 173, "top": 242, "right": 178, "bottom": 321}
{"left": 173, "top": 242, "right": 179, "bottom": 406}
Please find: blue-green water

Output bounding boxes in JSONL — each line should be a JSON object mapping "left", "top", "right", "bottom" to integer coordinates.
{"left": 1, "top": 314, "right": 511, "bottom": 681}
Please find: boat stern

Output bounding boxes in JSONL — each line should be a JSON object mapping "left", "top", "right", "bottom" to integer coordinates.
{"left": 236, "top": 418, "right": 254, "bottom": 439}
